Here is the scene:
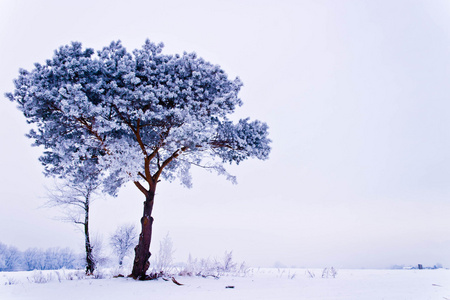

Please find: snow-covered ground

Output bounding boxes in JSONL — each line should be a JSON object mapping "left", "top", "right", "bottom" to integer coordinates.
{"left": 1, "top": 268, "right": 449, "bottom": 300}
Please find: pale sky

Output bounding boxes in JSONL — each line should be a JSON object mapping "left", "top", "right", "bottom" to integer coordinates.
{"left": 1, "top": 0, "right": 450, "bottom": 269}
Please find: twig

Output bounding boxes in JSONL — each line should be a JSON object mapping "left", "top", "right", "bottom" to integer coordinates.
{"left": 171, "top": 277, "right": 184, "bottom": 286}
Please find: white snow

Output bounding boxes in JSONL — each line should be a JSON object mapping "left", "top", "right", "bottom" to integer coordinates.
{"left": 1, "top": 268, "right": 449, "bottom": 300}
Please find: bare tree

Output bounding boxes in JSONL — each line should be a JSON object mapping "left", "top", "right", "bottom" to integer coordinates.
{"left": 46, "top": 177, "right": 100, "bottom": 274}
{"left": 110, "top": 224, "right": 137, "bottom": 266}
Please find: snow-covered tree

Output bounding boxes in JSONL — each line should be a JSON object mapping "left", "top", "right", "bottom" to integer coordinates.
{"left": 0, "top": 243, "right": 22, "bottom": 271}
{"left": 6, "top": 40, "right": 271, "bottom": 279}
{"left": 23, "top": 247, "right": 45, "bottom": 271}
{"left": 46, "top": 166, "right": 100, "bottom": 274}
{"left": 110, "top": 224, "right": 137, "bottom": 266}
{"left": 43, "top": 247, "right": 77, "bottom": 270}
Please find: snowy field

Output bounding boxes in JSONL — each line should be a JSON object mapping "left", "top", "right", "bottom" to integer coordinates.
{"left": 1, "top": 268, "right": 449, "bottom": 300}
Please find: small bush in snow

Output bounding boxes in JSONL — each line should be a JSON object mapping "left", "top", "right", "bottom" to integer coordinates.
{"left": 5, "top": 277, "right": 19, "bottom": 285}
{"left": 93, "top": 270, "right": 106, "bottom": 279}
{"left": 322, "top": 267, "right": 338, "bottom": 278}
{"left": 178, "top": 251, "right": 248, "bottom": 278}
{"left": 219, "top": 251, "right": 237, "bottom": 272}
{"left": 29, "top": 270, "right": 53, "bottom": 284}
{"left": 63, "top": 270, "right": 86, "bottom": 281}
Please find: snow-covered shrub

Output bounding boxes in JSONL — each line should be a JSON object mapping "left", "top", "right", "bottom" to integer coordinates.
{"left": 63, "top": 270, "right": 86, "bottom": 281}
{"left": 218, "top": 251, "right": 237, "bottom": 273}
{"left": 93, "top": 269, "right": 113, "bottom": 279}
{"left": 214, "top": 251, "right": 249, "bottom": 276}
{"left": 322, "top": 267, "right": 338, "bottom": 278}
{"left": 178, "top": 251, "right": 248, "bottom": 278}
{"left": 5, "top": 277, "right": 19, "bottom": 285}
{"left": 178, "top": 255, "right": 217, "bottom": 277}
{"left": 29, "top": 271, "right": 53, "bottom": 284}
{"left": 238, "top": 261, "right": 251, "bottom": 276}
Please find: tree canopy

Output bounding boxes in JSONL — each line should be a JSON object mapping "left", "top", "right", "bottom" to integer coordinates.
{"left": 7, "top": 40, "right": 271, "bottom": 195}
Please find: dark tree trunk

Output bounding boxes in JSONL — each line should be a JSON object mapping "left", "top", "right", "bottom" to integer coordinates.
{"left": 131, "top": 188, "right": 155, "bottom": 279}
{"left": 85, "top": 200, "right": 95, "bottom": 275}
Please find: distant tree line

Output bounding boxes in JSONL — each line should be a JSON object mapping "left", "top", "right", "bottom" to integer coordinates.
{"left": 0, "top": 224, "right": 137, "bottom": 272}
{"left": 0, "top": 242, "right": 82, "bottom": 272}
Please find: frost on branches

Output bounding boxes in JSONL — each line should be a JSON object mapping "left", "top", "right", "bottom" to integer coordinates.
{"left": 6, "top": 40, "right": 271, "bottom": 279}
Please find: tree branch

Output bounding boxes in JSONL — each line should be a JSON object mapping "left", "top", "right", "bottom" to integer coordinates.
{"left": 138, "top": 172, "right": 148, "bottom": 182}
{"left": 49, "top": 99, "right": 112, "bottom": 155}
{"left": 153, "top": 147, "right": 187, "bottom": 181}
{"left": 144, "top": 157, "right": 152, "bottom": 185}
{"left": 111, "top": 104, "right": 148, "bottom": 157}
{"left": 134, "top": 181, "right": 149, "bottom": 197}
{"left": 209, "top": 140, "right": 244, "bottom": 150}
{"left": 135, "top": 119, "right": 149, "bottom": 157}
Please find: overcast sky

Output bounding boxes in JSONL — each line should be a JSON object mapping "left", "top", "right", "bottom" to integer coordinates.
{"left": 1, "top": 0, "right": 450, "bottom": 269}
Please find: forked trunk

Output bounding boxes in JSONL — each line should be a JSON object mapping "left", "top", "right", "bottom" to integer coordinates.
{"left": 131, "top": 188, "right": 155, "bottom": 279}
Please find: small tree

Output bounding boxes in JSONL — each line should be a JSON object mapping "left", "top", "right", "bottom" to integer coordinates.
{"left": 6, "top": 40, "right": 271, "bottom": 279}
{"left": 110, "top": 224, "right": 137, "bottom": 266}
{"left": 46, "top": 166, "right": 100, "bottom": 274}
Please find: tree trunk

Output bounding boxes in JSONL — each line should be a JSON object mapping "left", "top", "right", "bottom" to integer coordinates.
{"left": 131, "top": 188, "right": 155, "bottom": 279}
{"left": 85, "top": 200, "right": 95, "bottom": 275}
